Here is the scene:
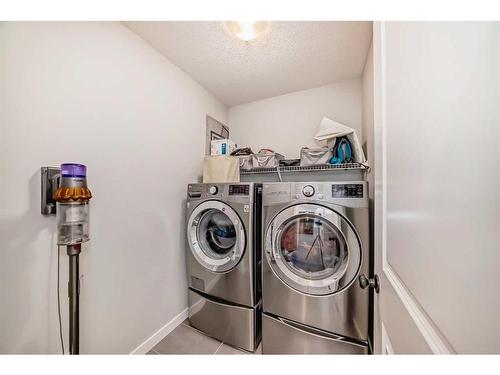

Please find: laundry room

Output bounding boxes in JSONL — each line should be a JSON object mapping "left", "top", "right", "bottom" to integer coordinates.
{"left": 1, "top": 1, "right": 499, "bottom": 373}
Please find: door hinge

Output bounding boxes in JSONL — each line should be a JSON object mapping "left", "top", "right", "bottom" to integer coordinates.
{"left": 359, "top": 274, "right": 380, "bottom": 294}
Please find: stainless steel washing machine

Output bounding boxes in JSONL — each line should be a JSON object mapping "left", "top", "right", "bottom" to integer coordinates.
{"left": 262, "top": 181, "right": 370, "bottom": 354}
{"left": 186, "top": 183, "right": 262, "bottom": 352}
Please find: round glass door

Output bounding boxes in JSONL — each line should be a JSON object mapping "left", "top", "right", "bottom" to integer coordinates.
{"left": 265, "top": 204, "right": 362, "bottom": 295}
{"left": 279, "top": 214, "right": 347, "bottom": 279}
{"left": 197, "top": 210, "right": 236, "bottom": 258}
{"left": 188, "top": 200, "right": 245, "bottom": 273}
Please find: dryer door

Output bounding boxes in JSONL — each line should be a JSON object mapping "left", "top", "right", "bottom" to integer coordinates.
{"left": 265, "top": 203, "right": 362, "bottom": 296}
{"left": 188, "top": 200, "right": 246, "bottom": 273}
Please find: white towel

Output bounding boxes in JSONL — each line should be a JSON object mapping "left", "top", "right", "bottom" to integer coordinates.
{"left": 314, "top": 117, "right": 354, "bottom": 141}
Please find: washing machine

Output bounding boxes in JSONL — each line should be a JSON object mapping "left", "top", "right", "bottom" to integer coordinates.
{"left": 262, "top": 181, "right": 370, "bottom": 354}
{"left": 186, "top": 183, "right": 262, "bottom": 352}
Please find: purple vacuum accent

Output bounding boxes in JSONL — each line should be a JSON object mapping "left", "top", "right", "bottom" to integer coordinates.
{"left": 61, "top": 163, "right": 87, "bottom": 178}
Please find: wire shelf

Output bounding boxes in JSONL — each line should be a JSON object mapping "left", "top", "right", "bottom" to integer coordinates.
{"left": 240, "top": 163, "right": 369, "bottom": 175}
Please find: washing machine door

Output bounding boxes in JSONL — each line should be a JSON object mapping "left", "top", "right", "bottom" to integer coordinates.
{"left": 265, "top": 203, "right": 362, "bottom": 296}
{"left": 187, "top": 200, "right": 246, "bottom": 273}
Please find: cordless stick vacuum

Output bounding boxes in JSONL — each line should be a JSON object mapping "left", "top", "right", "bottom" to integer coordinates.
{"left": 54, "top": 163, "right": 92, "bottom": 355}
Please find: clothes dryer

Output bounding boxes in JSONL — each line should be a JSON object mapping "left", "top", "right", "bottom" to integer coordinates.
{"left": 262, "top": 182, "right": 370, "bottom": 354}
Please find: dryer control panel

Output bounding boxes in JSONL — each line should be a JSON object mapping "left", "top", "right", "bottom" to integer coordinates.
{"left": 187, "top": 183, "right": 259, "bottom": 204}
{"left": 263, "top": 181, "right": 368, "bottom": 208}
{"left": 332, "top": 183, "right": 364, "bottom": 198}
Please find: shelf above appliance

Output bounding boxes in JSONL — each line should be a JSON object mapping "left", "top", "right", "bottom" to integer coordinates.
{"left": 240, "top": 163, "right": 369, "bottom": 183}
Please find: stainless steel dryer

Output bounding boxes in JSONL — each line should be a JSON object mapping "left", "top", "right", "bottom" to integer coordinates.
{"left": 186, "top": 183, "right": 262, "bottom": 352}
{"left": 262, "top": 181, "right": 370, "bottom": 354}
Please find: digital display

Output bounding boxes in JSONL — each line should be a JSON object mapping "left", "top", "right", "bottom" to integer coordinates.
{"left": 229, "top": 185, "right": 250, "bottom": 196}
{"left": 332, "top": 184, "right": 363, "bottom": 198}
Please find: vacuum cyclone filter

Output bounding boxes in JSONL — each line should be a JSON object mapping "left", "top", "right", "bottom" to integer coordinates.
{"left": 54, "top": 163, "right": 92, "bottom": 245}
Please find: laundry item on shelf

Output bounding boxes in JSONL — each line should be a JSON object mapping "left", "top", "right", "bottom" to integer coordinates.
{"left": 330, "top": 136, "right": 353, "bottom": 164}
{"left": 252, "top": 149, "right": 284, "bottom": 168}
{"left": 230, "top": 147, "right": 254, "bottom": 170}
{"left": 210, "top": 139, "right": 238, "bottom": 156}
{"left": 203, "top": 155, "right": 240, "bottom": 183}
{"left": 300, "top": 147, "right": 333, "bottom": 166}
{"left": 314, "top": 117, "right": 366, "bottom": 164}
{"left": 279, "top": 159, "right": 300, "bottom": 167}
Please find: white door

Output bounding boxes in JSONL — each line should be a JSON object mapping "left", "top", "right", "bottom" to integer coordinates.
{"left": 372, "top": 21, "right": 500, "bottom": 354}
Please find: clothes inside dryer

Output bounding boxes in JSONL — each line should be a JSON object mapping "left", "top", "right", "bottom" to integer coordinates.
{"left": 279, "top": 215, "right": 347, "bottom": 279}
{"left": 197, "top": 209, "right": 237, "bottom": 259}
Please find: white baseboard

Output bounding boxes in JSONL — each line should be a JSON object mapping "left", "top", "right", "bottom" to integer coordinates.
{"left": 130, "top": 308, "right": 188, "bottom": 354}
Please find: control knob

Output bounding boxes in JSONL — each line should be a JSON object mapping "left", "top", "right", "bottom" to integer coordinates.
{"left": 302, "top": 185, "right": 315, "bottom": 197}
{"left": 208, "top": 186, "right": 218, "bottom": 195}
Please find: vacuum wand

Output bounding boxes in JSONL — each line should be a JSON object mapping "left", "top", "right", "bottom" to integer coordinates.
{"left": 54, "top": 164, "right": 92, "bottom": 355}
{"left": 67, "top": 244, "right": 81, "bottom": 354}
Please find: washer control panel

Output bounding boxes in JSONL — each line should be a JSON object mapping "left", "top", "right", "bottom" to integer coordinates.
{"left": 229, "top": 184, "right": 250, "bottom": 196}
{"left": 188, "top": 183, "right": 259, "bottom": 205}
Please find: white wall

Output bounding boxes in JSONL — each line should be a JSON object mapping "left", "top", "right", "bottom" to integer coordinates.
{"left": 228, "top": 79, "right": 362, "bottom": 159}
{"left": 0, "top": 22, "right": 226, "bottom": 354}
{"left": 377, "top": 21, "right": 500, "bottom": 353}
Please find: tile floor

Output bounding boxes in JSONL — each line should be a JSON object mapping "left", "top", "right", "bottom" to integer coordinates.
{"left": 147, "top": 319, "right": 262, "bottom": 355}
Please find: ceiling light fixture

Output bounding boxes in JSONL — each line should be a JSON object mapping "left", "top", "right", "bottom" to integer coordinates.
{"left": 224, "top": 21, "right": 269, "bottom": 42}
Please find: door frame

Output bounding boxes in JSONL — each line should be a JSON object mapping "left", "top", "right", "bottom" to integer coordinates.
{"left": 372, "top": 21, "right": 454, "bottom": 354}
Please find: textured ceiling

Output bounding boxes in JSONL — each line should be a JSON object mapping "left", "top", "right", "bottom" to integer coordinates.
{"left": 125, "top": 21, "right": 372, "bottom": 106}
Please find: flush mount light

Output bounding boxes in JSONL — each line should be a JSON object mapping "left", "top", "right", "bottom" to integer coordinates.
{"left": 224, "top": 21, "right": 269, "bottom": 42}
